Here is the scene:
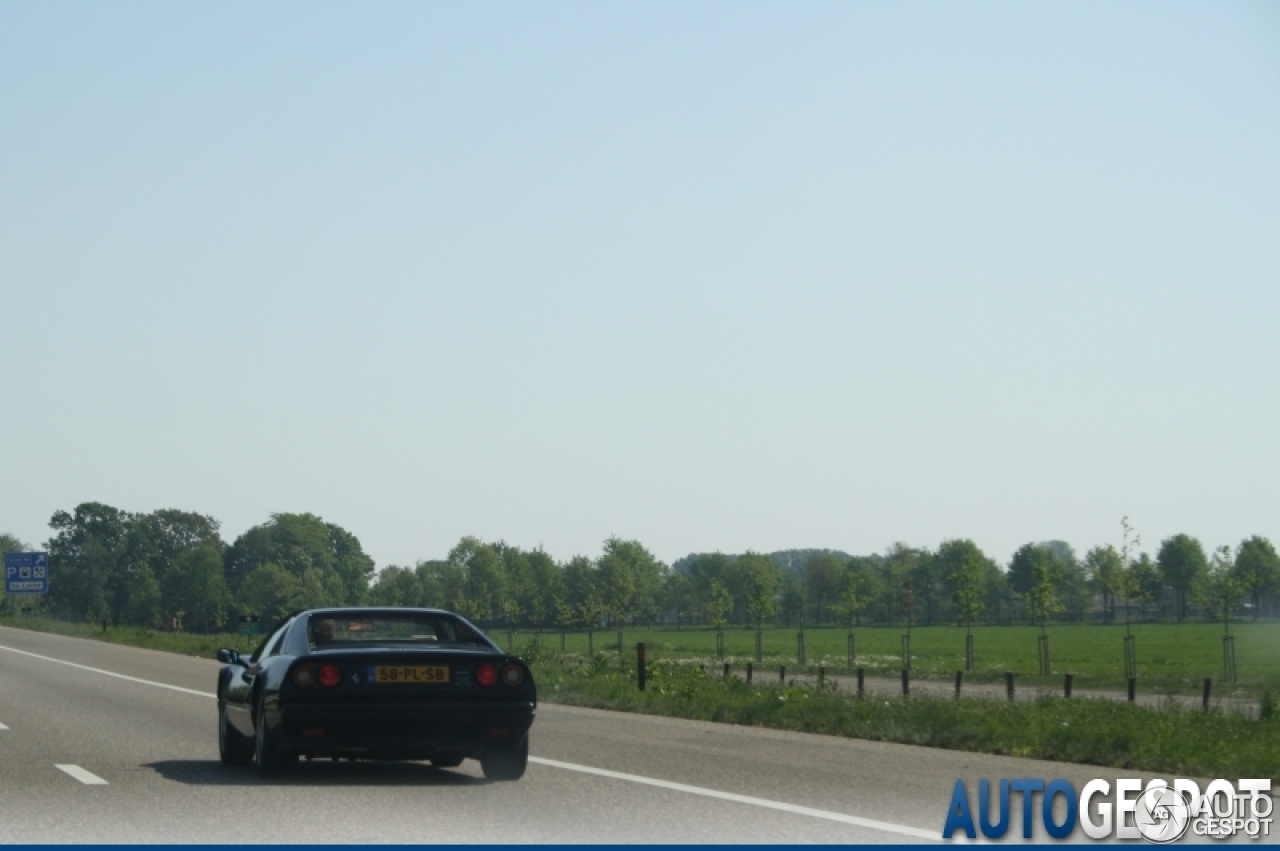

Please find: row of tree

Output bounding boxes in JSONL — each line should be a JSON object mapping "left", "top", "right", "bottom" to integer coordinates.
{"left": 2, "top": 503, "right": 1277, "bottom": 634}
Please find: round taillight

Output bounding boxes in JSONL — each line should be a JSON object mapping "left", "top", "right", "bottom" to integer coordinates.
{"left": 500, "top": 663, "right": 525, "bottom": 688}
{"left": 475, "top": 663, "right": 498, "bottom": 687}
{"left": 317, "top": 663, "right": 342, "bottom": 687}
{"left": 291, "top": 664, "right": 316, "bottom": 688}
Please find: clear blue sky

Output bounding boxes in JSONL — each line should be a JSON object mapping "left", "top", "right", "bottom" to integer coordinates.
{"left": 3, "top": 2, "right": 1278, "bottom": 569}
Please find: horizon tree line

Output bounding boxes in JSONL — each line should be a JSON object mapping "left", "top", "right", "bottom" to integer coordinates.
{"left": 1, "top": 502, "right": 1277, "bottom": 634}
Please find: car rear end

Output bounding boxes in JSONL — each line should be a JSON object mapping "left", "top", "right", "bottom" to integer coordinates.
{"left": 278, "top": 648, "right": 536, "bottom": 762}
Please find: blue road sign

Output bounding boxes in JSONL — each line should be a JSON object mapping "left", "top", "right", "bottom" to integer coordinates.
{"left": 5, "top": 552, "right": 49, "bottom": 595}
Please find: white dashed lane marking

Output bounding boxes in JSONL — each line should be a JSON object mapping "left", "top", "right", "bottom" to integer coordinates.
{"left": 56, "top": 764, "right": 108, "bottom": 785}
{"left": 0, "top": 722, "right": 9, "bottom": 730}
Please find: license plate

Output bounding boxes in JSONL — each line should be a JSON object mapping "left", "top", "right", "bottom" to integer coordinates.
{"left": 371, "top": 665, "right": 450, "bottom": 684}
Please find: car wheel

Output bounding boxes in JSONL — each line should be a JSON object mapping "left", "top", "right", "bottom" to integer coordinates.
{"left": 431, "top": 754, "right": 464, "bottom": 768}
{"left": 254, "top": 696, "right": 295, "bottom": 776}
{"left": 480, "top": 735, "right": 528, "bottom": 781}
{"left": 218, "top": 700, "right": 253, "bottom": 766}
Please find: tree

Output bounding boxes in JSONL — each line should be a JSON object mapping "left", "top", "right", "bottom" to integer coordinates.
{"left": 1008, "top": 544, "right": 1062, "bottom": 629}
{"left": 163, "top": 544, "right": 232, "bottom": 632}
{"left": 134, "top": 509, "right": 223, "bottom": 589}
{"left": 126, "top": 563, "right": 163, "bottom": 628}
{"left": 562, "top": 555, "right": 599, "bottom": 627}
{"left": 1157, "top": 534, "right": 1208, "bottom": 622}
{"left": 705, "top": 580, "right": 731, "bottom": 630}
{"left": 1234, "top": 536, "right": 1279, "bottom": 621}
{"left": 225, "top": 513, "right": 373, "bottom": 605}
{"left": 1054, "top": 549, "right": 1091, "bottom": 623}
{"left": 525, "top": 549, "right": 564, "bottom": 628}
{"left": 909, "top": 550, "right": 945, "bottom": 626}
{"left": 236, "top": 562, "right": 301, "bottom": 630}
{"left": 596, "top": 537, "right": 664, "bottom": 626}
{"left": 801, "top": 553, "right": 844, "bottom": 627}
{"left": 497, "top": 544, "right": 533, "bottom": 626}
{"left": 370, "top": 565, "right": 425, "bottom": 607}
{"left": 327, "top": 523, "right": 375, "bottom": 606}
{"left": 682, "top": 552, "right": 733, "bottom": 623}
{"left": 0, "top": 533, "right": 27, "bottom": 556}
{"left": 449, "top": 537, "right": 506, "bottom": 624}
{"left": 778, "top": 570, "right": 803, "bottom": 627}
{"left": 1084, "top": 545, "right": 1124, "bottom": 623}
{"left": 662, "top": 571, "right": 691, "bottom": 627}
{"left": 1122, "top": 553, "right": 1162, "bottom": 624}
{"left": 880, "top": 544, "right": 927, "bottom": 627}
{"left": 938, "top": 539, "right": 986, "bottom": 635}
{"left": 1007, "top": 544, "right": 1040, "bottom": 616}
{"left": 737, "top": 552, "right": 780, "bottom": 627}
{"left": 829, "top": 562, "right": 870, "bottom": 628}
{"left": 45, "top": 503, "right": 134, "bottom": 625}
{"left": 1027, "top": 556, "right": 1063, "bottom": 635}
{"left": 1202, "top": 545, "right": 1245, "bottom": 634}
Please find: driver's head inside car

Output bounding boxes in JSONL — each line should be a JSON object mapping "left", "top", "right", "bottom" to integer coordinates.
{"left": 309, "top": 618, "right": 336, "bottom": 645}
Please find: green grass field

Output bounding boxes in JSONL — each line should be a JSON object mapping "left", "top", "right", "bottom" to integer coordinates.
{"left": 502, "top": 622, "right": 1280, "bottom": 695}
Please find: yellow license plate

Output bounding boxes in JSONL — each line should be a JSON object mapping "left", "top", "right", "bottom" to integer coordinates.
{"left": 372, "top": 665, "right": 450, "bottom": 684}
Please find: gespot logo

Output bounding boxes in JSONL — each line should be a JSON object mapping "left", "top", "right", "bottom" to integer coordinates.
{"left": 942, "top": 777, "right": 1273, "bottom": 842}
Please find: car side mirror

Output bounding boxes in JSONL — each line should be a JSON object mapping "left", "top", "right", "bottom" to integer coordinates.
{"left": 217, "top": 648, "right": 241, "bottom": 665}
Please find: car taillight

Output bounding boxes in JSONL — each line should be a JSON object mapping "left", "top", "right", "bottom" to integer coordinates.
{"left": 500, "top": 663, "right": 525, "bottom": 687}
{"left": 317, "top": 663, "right": 342, "bottom": 687}
{"left": 476, "top": 662, "right": 498, "bottom": 687}
{"left": 291, "top": 664, "right": 316, "bottom": 688}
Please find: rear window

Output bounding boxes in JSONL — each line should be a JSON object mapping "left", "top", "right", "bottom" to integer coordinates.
{"left": 308, "top": 614, "right": 488, "bottom": 650}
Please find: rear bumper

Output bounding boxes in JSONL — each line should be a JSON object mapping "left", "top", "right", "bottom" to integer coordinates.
{"left": 277, "top": 700, "right": 535, "bottom": 758}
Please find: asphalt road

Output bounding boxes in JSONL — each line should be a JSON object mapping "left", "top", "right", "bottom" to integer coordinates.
{"left": 0, "top": 625, "right": 1209, "bottom": 843}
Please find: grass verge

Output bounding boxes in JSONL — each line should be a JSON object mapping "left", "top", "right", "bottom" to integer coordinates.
{"left": 530, "top": 652, "right": 1280, "bottom": 781}
{"left": 0, "top": 615, "right": 259, "bottom": 657}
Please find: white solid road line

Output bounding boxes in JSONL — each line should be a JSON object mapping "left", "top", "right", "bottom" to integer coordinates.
{"left": 0, "top": 722, "right": 8, "bottom": 730}
{"left": 56, "top": 764, "right": 109, "bottom": 785}
{"left": 528, "top": 756, "right": 945, "bottom": 842}
{"left": 0, "top": 644, "right": 213, "bottom": 699}
{"left": 1, "top": 640, "right": 953, "bottom": 841}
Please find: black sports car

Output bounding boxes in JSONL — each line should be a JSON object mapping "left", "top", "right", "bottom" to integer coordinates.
{"left": 216, "top": 607, "right": 535, "bottom": 780}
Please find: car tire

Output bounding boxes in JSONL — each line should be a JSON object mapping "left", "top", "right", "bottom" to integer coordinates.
{"left": 254, "top": 696, "right": 295, "bottom": 776}
{"left": 218, "top": 700, "right": 253, "bottom": 766}
{"left": 431, "top": 754, "right": 464, "bottom": 768}
{"left": 480, "top": 735, "right": 528, "bottom": 781}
